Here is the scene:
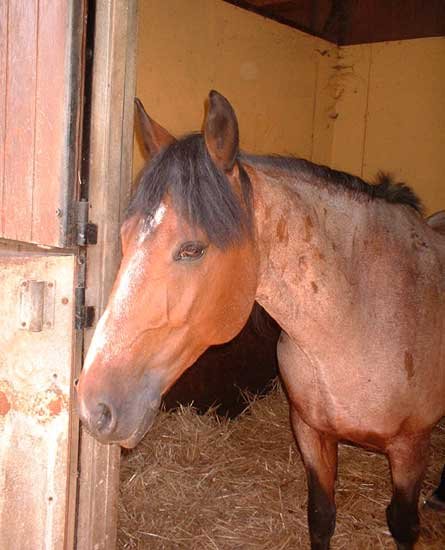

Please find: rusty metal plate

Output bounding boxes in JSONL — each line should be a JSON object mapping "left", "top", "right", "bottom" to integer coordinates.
{"left": 19, "top": 279, "right": 56, "bottom": 332}
{"left": 0, "top": 252, "right": 76, "bottom": 549}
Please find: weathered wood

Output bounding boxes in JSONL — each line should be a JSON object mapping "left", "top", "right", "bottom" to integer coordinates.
{"left": 0, "top": 1, "right": 7, "bottom": 236}
{"left": 76, "top": 1, "right": 138, "bottom": 549}
{"left": 0, "top": 252, "right": 77, "bottom": 550}
{"left": 0, "top": 0, "right": 83, "bottom": 247}
{"left": 2, "top": 0, "right": 37, "bottom": 242}
{"left": 32, "top": 1, "right": 84, "bottom": 245}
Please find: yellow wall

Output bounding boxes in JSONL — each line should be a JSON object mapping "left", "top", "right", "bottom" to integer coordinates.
{"left": 135, "top": 2, "right": 444, "bottom": 213}
{"left": 331, "top": 37, "right": 445, "bottom": 213}
{"left": 134, "top": 0, "right": 334, "bottom": 174}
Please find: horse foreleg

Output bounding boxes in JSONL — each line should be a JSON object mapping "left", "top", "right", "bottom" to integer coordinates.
{"left": 386, "top": 434, "right": 430, "bottom": 550}
{"left": 426, "top": 463, "right": 445, "bottom": 511}
{"left": 290, "top": 407, "right": 338, "bottom": 550}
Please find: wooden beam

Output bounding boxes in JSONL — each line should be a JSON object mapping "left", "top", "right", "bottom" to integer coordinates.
{"left": 224, "top": 0, "right": 445, "bottom": 45}
{"left": 75, "top": 0, "right": 138, "bottom": 548}
{"left": 224, "top": 0, "right": 334, "bottom": 40}
{"left": 339, "top": 0, "right": 445, "bottom": 45}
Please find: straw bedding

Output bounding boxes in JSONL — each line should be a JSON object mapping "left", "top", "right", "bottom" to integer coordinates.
{"left": 118, "top": 383, "right": 445, "bottom": 549}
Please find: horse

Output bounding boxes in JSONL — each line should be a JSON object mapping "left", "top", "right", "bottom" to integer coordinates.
{"left": 76, "top": 90, "right": 445, "bottom": 549}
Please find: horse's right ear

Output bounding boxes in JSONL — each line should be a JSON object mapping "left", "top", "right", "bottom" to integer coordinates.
{"left": 134, "top": 97, "right": 176, "bottom": 158}
{"left": 204, "top": 90, "right": 239, "bottom": 172}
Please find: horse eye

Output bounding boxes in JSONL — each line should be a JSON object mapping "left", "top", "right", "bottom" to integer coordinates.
{"left": 174, "top": 241, "right": 207, "bottom": 262}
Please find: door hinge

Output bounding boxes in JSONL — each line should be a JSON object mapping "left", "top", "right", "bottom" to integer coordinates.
{"left": 75, "top": 287, "right": 96, "bottom": 330}
{"left": 76, "top": 200, "right": 98, "bottom": 245}
{"left": 75, "top": 253, "right": 95, "bottom": 330}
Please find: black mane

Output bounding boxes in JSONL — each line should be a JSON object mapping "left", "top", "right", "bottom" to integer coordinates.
{"left": 128, "top": 134, "right": 423, "bottom": 248}
{"left": 241, "top": 153, "right": 423, "bottom": 214}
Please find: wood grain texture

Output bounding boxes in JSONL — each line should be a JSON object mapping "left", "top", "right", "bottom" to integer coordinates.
{"left": 0, "top": 1, "right": 7, "bottom": 235}
{"left": 0, "top": 253, "right": 76, "bottom": 550}
{"left": 2, "top": 0, "right": 37, "bottom": 242}
{"left": 32, "top": 0, "right": 69, "bottom": 245}
{"left": 0, "top": 0, "right": 82, "bottom": 247}
{"left": 76, "top": 1, "right": 138, "bottom": 549}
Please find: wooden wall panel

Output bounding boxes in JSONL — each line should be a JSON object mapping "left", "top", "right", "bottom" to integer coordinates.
{"left": 76, "top": 1, "right": 138, "bottom": 548}
{"left": 0, "top": 1, "right": 83, "bottom": 247}
{"left": 1, "top": 1, "right": 38, "bottom": 242}
{"left": 330, "top": 38, "right": 445, "bottom": 214}
{"left": 32, "top": 1, "right": 71, "bottom": 245}
{"left": 362, "top": 39, "right": 445, "bottom": 213}
{"left": 0, "top": 1, "right": 7, "bottom": 236}
{"left": 134, "top": 0, "right": 332, "bottom": 176}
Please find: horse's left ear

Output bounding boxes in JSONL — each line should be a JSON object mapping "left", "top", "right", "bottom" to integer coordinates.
{"left": 134, "top": 97, "right": 176, "bottom": 158}
{"left": 204, "top": 90, "right": 239, "bottom": 172}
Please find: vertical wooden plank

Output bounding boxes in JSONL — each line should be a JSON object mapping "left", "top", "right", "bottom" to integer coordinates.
{"left": 31, "top": 1, "right": 69, "bottom": 245}
{"left": 2, "top": 0, "right": 38, "bottom": 242}
{"left": 0, "top": 1, "right": 8, "bottom": 235}
{"left": 32, "top": 0, "right": 84, "bottom": 247}
{"left": 1, "top": 0, "right": 83, "bottom": 247}
{"left": 76, "top": 1, "right": 138, "bottom": 548}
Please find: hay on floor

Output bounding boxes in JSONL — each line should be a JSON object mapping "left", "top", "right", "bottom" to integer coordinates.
{"left": 118, "top": 384, "right": 445, "bottom": 549}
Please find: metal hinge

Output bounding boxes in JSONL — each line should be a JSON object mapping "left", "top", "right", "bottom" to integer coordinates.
{"left": 76, "top": 200, "right": 98, "bottom": 245}
{"left": 75, "top": 251, "right": 95, "bottom": 330}
{"left": 75, "top": 287, "right": 96, "bottom": 330}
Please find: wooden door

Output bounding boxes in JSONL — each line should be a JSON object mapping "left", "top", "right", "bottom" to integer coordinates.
{"left": 0, "top": 252, "right": 77, "bottom": 549}
{"left": 0, "top": 1, "right": 138, "bottom": 548}
{"left": 0, "top": 1, "right": 84, "bottom": 247}
{"left": 0, "top": 1, "right": 85, "bottom": 548}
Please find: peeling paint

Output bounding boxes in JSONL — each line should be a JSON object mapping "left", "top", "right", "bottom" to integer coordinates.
{"left": 0, "top": 380, "right": 68, "bottom": 423}
{"left": 0, "top": 392, "right": 11, "bottom": 416}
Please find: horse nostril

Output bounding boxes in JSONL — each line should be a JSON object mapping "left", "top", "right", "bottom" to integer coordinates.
{"left": 95, "top": 402, "right": 116, "bottom": 435}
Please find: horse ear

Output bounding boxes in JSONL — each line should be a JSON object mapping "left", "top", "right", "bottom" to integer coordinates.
{"left": 426, "top": 210, "right": 445, "bottom": 235}
{"left": 134, "top": 97, "right": 176, "bottom": 158}
{"left": 204, "top": 90, "right": 239, "bottom": 172}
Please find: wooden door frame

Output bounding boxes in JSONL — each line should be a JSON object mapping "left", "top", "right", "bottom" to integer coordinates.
{"left": 76, "top": 1, "right": 138, "bottom": 548}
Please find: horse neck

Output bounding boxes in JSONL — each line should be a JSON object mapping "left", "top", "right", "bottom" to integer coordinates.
{"left": 248, "top": 165, "right": 367, "bottom": 337}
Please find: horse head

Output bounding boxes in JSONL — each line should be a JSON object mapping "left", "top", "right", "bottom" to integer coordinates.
{"left": 76, "top": 91, "right": 259, "bottom": 447}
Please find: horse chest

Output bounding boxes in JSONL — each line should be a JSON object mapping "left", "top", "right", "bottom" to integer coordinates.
{"left": 276, "top": 331, "right": 412, "bottom": 443}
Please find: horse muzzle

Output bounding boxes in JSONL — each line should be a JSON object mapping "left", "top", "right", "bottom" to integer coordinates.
{"left": 75, "top": 372, "right": 162, "bottom": 448}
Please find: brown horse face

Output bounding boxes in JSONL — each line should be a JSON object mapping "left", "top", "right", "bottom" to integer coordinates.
{"left": 76, "top": 198, "right": 258, "bottom": 448}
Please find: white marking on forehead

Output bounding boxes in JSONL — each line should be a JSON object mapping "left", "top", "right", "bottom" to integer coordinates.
{"left": 138, "top": 202, "right": 167, "bottom": 243}
{"left": 116, "top": 202, "right": 167, "bottom": 315}
{"left": 83, "top": 203, "right": 168, "bottom": 373}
